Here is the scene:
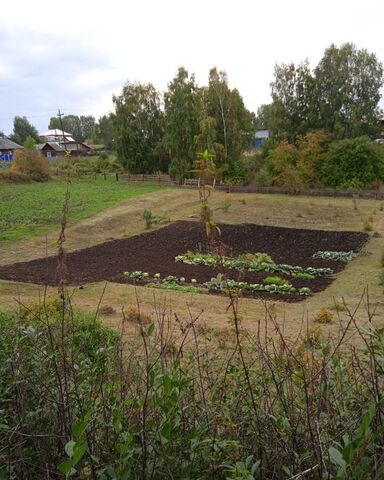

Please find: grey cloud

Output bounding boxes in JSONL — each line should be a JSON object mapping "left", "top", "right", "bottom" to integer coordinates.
{"left": 0, "top": 28, "right": 121, "bottom": 133}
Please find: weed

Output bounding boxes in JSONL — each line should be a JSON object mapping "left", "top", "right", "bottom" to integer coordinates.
{"left": 123, "top": 304, "right": 152, "bottom": 325}
{"left": 315, "top": 308, "right": 334, "bottom": 324}
{"left": 143, "top": 209, "right": 170, "bottom": 229}
{"left": 329, "top": 302, "right": 346, "bottom": 312}
{"left": 238, "top": 197, "right": 246, "bottom": 205}
{"left": 363, "top": 219, "right": 373, "bottom": 232}
{"left": 301, "top": 325, "right": 323, "bottom": 349}
{"left": 221, "top": 196, "right": 232, "bottom": 213}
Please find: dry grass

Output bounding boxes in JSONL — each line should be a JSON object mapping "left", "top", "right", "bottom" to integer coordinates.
{"left": 1, "top": 188, "right": 384, "bottom": 345}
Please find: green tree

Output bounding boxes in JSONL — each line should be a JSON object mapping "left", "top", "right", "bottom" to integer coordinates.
{"left": 314, "top": 43, "right": 383, "bottom": 138}
{"left": 48, "top": 115, "right": 96, "bottom": 142}
{"left": 266, "top": 140, "right": 302, "bottom": 189}
{"left": 9, "top": 116, "right": 39, "bottom": 145}
{"left": 206, "top": 67, "right": 254, "bottom": 172}
{"left": 23, "top": 136, "right": 37, "bottom": 150}
{"left": 79, "top": 115, "right": 97, "bottom": 142}
{"left": 254, "top": 103, "right": 274, "bottom": 130}
{"left": 269, "top": 44, "right": 383, "bottom": 142}
{"left": 194, "top": 115, "right": 225, "bottom": 169}
{"left": 296, "top": 130, "right": 331, "bottom": 186}
{"left": 96, "top": 114, "right": 114, "bottom": 150}
{"left": 270, "top": 61, "right": 315, "bottom": 143}
{"left": 318, "top": 136, "right": 384, "bottom": 188}
{"left": 163, "top": 67, "right": 201, "bottom": 180}
{"left": 112, "top": 82, "right": 163, "bottom": 173}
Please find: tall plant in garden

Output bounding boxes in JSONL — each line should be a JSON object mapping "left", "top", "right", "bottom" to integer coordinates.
{"left": 193, "top": 149, "right": 218, "bottom": 242}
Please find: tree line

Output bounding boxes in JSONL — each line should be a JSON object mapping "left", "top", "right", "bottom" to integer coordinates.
{"left": 6, "top": 43, "right": 384, "bottom": 187}
{"left": 112, "top": 66, "right": 255, "bottom": 180}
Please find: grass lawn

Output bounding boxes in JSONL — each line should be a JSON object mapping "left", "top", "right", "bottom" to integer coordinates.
{"left": 0, "top": 177, "right": 165, "bottom": 243}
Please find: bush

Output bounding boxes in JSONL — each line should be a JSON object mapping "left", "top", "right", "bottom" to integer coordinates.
{"left": 11, "top": 148, "right": 51, "bottom": 182}
{"left": 318, "top": 136, "right": 384, "bottom": 188}
{"left": 1, "top": 297, "right": 384, "bottom": 478}
{"left": 223, "top": 160, "right": 250, "bottom": 185}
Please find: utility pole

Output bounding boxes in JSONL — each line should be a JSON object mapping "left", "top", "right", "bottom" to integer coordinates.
{"left": 57, "top": 109, "right": 68, "bottom": 153}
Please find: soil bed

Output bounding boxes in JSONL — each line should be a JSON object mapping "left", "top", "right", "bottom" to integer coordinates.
{"left": 0, "top": 221, "right": 369, "bottom": 302}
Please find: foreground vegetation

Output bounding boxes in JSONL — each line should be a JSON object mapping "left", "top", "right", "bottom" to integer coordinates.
{"left": 0, "top": 178, "right": 163, "bottom": 242}
{"left": 1, "top": 294, "right": 384, "bottom": 479}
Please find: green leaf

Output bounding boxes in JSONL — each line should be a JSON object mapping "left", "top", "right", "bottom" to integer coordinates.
{"left": 72, "top": 418, "right": 88, "bottom": 437}
{"left": 65, "top": 440, "right": 76, "bottom": 458}
{"left": 329, "top": 446, "right": 347, "bottom": 469}
{"left": 72, "top": 443, "right": 87, "bottom": 464}
{"left": 147, "top": 323, "right": 155, "bottom": 336}
{"left": 58, "top": 459, "right": 76, "bottom": 476}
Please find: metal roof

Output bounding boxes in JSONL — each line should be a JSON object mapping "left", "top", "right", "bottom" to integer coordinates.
{"left": 0, "top": 136, "right": 23, "bottom": 150}
{"left": 39, "top": 129, "right": 73, "bottom": 137}
{"left": 42, "top": 142, "right": 66, "bottom": 152}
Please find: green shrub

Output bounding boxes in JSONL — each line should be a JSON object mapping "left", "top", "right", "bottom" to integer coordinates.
{"left": 1, "top": 297, "right": 384, "bottom": 478}
{"left": 318, "top": 136, "right": 384, "bottom": 188}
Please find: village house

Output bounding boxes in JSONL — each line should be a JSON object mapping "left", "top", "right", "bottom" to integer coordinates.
{"left": 0, "top": 134, "right": 23, "bottom": 161}
{"left": 37, "top": 129, "right": 91, "bottom": 158}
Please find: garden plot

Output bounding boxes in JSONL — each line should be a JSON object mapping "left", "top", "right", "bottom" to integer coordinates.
{"left": 0, "top": 221, "right": 368, "bottom": 302}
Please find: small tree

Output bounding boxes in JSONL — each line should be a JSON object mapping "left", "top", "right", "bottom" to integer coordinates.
{"left": 193, "top": 150, "right": 218, "bottom": 241}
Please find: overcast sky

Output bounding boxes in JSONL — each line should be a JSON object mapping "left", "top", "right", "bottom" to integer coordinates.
{"left": 0, "top": 0, "right": 383, "bottom": 134}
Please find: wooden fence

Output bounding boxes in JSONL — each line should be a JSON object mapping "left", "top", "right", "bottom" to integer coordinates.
{"left": 122, "top": 173, "right": 176, "bottom": 185}
{"left": 121, "top": 173, "right": 384, "bottom": 200}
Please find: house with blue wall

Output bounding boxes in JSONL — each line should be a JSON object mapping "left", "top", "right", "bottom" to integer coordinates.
{"left": 0, "top": 135, "right": 23, "bottom": 161}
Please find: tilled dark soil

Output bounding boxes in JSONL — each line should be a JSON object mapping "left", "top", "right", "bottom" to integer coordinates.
{"left": 0, "top": 221, "right": 369, "bottom": 302}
